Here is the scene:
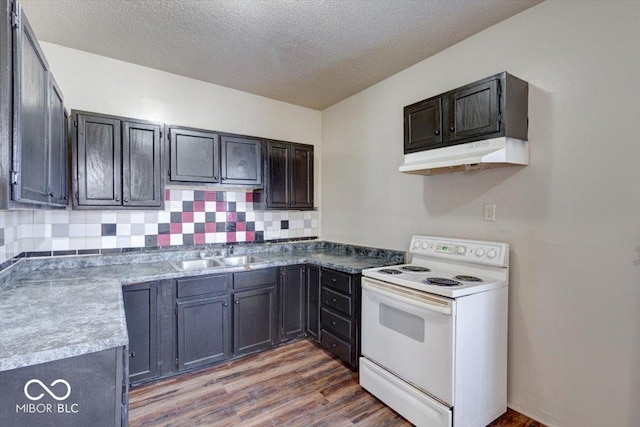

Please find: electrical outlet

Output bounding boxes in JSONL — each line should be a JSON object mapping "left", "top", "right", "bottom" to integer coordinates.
{"left": 483, "top": 204, "right": 496, "bottom": 221}
{"left": 266, "top": 227, "right": 281, "bottom": 238}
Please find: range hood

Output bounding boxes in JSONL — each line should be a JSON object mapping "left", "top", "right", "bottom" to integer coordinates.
{"left": 398, "top": 137, "right": 529, "bottom": 176}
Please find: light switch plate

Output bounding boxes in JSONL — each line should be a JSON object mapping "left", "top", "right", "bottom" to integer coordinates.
{"left": 483, "top": 204, "right": 496, "bottom": 221}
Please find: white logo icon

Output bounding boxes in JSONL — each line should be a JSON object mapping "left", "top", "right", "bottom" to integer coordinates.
{"left": 24, "top": 379, "right": 71, "bottom": 401}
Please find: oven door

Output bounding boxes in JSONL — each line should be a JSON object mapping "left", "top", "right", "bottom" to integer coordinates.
{"left": 361, "top": 277, "right": 455, "bottom": 406}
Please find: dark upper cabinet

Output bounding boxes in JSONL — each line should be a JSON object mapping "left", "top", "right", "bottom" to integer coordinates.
{"left": 122, "top": 121, "right": 162, "bottom": 207}
{"left": 75, "top": 114, "right": 121, "bottom": 207}
{"left": 265, "top": 141, "right": 290, "bottom": 208}
{"left": 72, "top": 110, "right": 163, "bottom": 209}
{"left": 123, "top": 281, "right": 158, "bottom": 384}
{"left": 404, "top": 96, "right": 443, "bottom": 153}
{"left": 169, "top": 127, "right": 220, "bottom": 183}
{"left": 260, "top": 140, "right": 314, "bottom": 210}
{"left": 291, "top": 144, "right": 314, "bottom": 209}
{"left": 9, "top": 3, "right": 67, "bottom": 207}
{"left": 305, "top": 265, "right": 320, "bottom": 341}
{"left": 449, "top": 77, "right": 500, "bottom": 142}
{"left": 220, "top": 135, "right": 262, "bottom": 186}
{"left": 404, "top": 72, "right": 528, "bottom": 153}
{"left": 169, "top": 127, "right": 263, "bottom": 187}
{"left": 280, "top": 265, "right": 306, "bottom": 342}
{"left": 48, "top": 80, "right": 68, "bottom": 206}
{"left": 177, "top": 293, "right": 231, "bottom": 371}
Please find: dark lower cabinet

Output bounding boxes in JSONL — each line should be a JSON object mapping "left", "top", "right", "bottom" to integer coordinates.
{"left": 123, "top": 281, "right": 158, "bottom": 384}
{"left": 305, "top": 265, "right": 320, "bottom": 340}
{"left": 0, "top": 347, "right": 125, "bottom": 427}
{"left": 319, "top": 267, "right": 360, "bottom": 369}
{"left": 280, "top": 265, "right": 306, "bottom": 341}
{"left": 177, "top": 294, "right": 231, "bottom": 371}
{"left": 233, "top": 286, "right": 277, "bottom": 355}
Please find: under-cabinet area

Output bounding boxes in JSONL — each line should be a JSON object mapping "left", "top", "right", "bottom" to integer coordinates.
{"left": 123, "top": 262, "right": 363, "bottom": 387}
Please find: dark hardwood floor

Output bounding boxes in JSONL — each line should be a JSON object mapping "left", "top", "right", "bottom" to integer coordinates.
{"left": 129, "top": 339, "right": 543, "bottom": 426}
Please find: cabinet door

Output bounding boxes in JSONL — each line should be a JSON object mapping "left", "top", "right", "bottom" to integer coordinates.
{"left": 281, "top": 265, "right": 306, "bottom": 341}
{"left": 266, "top": 141, "right": 290, "bottom": 208}
{"left": 177, "top": 294, "right": 231, "bottom": 371}
{"left": 220, "top": 135, "right": 262, "bottom": 185}
{"left": 305, "top": 265, "right": 320, "bottom": 341}
{"left": 449, "top": 77, "right": 501, "bottom": 142}
{"left": 12, "top": 6, "right": 49, "bottom": 204}
{"left": 122, "top": 121, "right": 162, "bottom": 207}
{"left": 290, "top": 144, "right": 313, "bottom": 209}
{"left": 404, "top": 96, "right": 443, "bottom": 153}
{"left": 123, "top": 282, "right": 158, "bottom": 384}
{"left": 48, "top": 77, "right": 67, "bottom": 206}
{"left": 76, "top": 114, "right": 122, "bottom": 206}
{"left": 170, "top": 128, "right": 220, "bottom": 183}
{"left": 233, "top": 286, "right": 277, "bottom": 356}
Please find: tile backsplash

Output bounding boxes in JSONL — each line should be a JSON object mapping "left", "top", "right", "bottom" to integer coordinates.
{"left": 0, "top": 188, "right": 319, "bottom": 265}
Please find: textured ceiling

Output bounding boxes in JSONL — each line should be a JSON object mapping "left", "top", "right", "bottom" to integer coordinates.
{"left": 19, "top": 0, "right": 541, "bottom": 110}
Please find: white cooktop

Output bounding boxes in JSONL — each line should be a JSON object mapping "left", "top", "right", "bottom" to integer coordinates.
{"left": 362, "top": 235, "right": 510, "bottom": 298}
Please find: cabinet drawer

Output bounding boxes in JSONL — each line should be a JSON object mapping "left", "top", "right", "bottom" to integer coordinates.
{"left": 320, "top": 329, "right": 352, "bottom": 365}
{"left": 321, "top": 287, "right": 352, "bottom": 316}
{"left": 234, "top": 268, "right": 277, "bottom": 290}
{"left": 177, "top": 274, "right": 230, "bottom": 298}
{"left": 320, "top": 307, "right": 352, "bottom": 340}
{"left": 321, "top": 269, "right": 352, "bottom": 295}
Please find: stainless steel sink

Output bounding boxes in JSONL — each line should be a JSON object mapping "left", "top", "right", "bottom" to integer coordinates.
{"left": 219, "top": 255, "right": 267, "bottom": 266}
{"left": 169, "top": 258, "right": 224, "bottom": 271}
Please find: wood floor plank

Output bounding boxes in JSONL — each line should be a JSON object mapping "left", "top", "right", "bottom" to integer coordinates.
{"left": 129, "top": 339, "right": 543, "bottom": 427}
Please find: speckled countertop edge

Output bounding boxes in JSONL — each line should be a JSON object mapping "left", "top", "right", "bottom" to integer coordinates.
{"left": 0, "top": 241, "right": 405, "bottom": 371}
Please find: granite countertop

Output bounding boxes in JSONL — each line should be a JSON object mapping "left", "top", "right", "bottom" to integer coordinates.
{"left": 0, "top": 241, "right": 405, "bottom": 372}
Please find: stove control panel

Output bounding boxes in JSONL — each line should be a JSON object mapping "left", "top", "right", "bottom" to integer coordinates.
{"left": 410, "top": 235, "right": 509, "bottom": 267}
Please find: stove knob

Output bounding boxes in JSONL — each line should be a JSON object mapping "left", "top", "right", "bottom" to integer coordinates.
{"left": 413, "top": 241, "right": 421, "bottom": 249}
{"left": 456, "top": 246, "right": 466, "bottom": 255}
{"left": 487, "top": 249, "right": 497, "bottom": 259}
{"left": 421, "top": 242, "right": 429, "bottom": 249}
{"left": 476, "top": 248, "right": 485, "bottom": 257}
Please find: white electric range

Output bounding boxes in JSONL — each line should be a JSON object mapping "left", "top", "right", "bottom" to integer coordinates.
{"left": 359, "top": 235, "right": 510, "bottom": 427}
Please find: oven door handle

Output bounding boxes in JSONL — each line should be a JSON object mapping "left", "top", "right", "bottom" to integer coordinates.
{"left": 362, "top": 279, "right": 454, "bottom": 316}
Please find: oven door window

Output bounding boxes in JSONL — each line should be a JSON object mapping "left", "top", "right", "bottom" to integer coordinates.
{"left": 379, "top": 303, "right": 425, "bottom": 342}
{"left": 361, "top": 279, "right": 455, "bottom": 407}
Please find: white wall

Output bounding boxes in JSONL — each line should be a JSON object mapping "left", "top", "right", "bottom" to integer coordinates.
{"left": 40, "top": 42, "right": 323, "bottom": 208}
{"left": 321, "top": 1, "right": 640, "bottom": 426}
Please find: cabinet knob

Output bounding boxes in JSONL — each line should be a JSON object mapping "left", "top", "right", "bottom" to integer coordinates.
{"left": 115, "top": 196, "right": 120, "bottom": 202}
{"left": 449, "top": 126, "right": 455, "bottom": 132}
{"left": 331, "top": 321, "right": 336, "bottom": 326}
{"left": 435, "top": 130, "right": 440, "bottom": 135}
{"left": 129, "top": 351, "right": 136, "bottom": 358}
{"left": 48, "top": 192, "right": 54, "bottom": 198}
{"left": 124, "top": 198, "right": 129, "bottom": 203}
{"left": 332, "top": 298, "right": 337, "bottom": 303}
{"left": 331, "top": 278, "right": 337, "bottom": 282}
{"left": 292, "top": 201, "right": 296, "bottom": 205}
{"left": 331, "top": 343, "right": 337, "bottom": 348}
{"left": 235, "top": 300, "right": 239, "bottom": 305}
{"left": 223, "top": 302, "right": 228, "bottom": 307}
{"left": 214, "top": 176, "right": 219, "bottom": 180}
